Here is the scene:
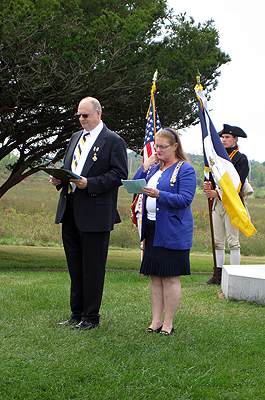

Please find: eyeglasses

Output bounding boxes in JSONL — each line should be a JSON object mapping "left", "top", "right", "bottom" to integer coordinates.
{"left": 75, "top": 113, "right": 91, "bottom": 119}
{"left": 155, "top": 144, "right": 171, "bottom": 150}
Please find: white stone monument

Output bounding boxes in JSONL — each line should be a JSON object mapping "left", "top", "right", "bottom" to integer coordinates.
{"left": 221, "top": 265, "right": 265, "bottom": 304}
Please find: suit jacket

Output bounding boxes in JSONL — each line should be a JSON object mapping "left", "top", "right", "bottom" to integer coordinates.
{"left": 55, "top": 124, "right": 128, "bottom": 232}
{"left": 133, "top": 161, "right": 197, "bottom": 250}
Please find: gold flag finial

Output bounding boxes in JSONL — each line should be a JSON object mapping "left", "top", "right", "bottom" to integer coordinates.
{"left": 151, "top": 70, "right": 158, "bottom": 93}
{"left": 195, "top": 73, "right": 203, "bottom": 91}
{"left": 153, "top": 70, "right": 158, "bottom": 85}
{"left": 194, "top": 74, "right": 204, "bottom": 110}
{"left": 146, "top": 70, "right": 159, "bottom": 119}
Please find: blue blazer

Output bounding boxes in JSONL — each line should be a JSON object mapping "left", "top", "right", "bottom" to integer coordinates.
{"left": 133, "top": 161, "right": 196, "bottom": 250}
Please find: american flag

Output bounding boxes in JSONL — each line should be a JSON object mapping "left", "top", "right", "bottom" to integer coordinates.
{"left": 143, "top": 93, "right": 161, "bottom": 162}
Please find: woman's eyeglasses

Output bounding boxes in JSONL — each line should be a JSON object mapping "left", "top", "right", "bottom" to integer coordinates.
{"left": 155, "top": 144, "right": 171, "bottom": 150}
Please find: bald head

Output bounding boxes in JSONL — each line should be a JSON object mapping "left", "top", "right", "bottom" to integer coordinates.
{"left": 79, "top": 97, "right": 102, "bottom": 114}
{"left": 77, "top": 97, "right": 102, "bottom": 131}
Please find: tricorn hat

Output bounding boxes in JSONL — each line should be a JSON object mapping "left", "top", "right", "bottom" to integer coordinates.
{"left": 218, "top": 124, "right": 247, "bottom": 138}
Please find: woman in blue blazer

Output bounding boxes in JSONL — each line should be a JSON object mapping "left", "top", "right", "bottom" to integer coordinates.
{"left": 133, "top": 128, "right": 196, "bottom": 335}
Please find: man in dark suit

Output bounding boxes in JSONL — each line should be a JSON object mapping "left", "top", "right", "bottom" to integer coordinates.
{"left": 50, "top": 96, "right": 128, "bottom": 330}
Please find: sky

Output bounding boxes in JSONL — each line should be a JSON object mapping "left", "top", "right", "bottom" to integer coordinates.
{"left": 166, "top": 0, "right": 265, "bottom": 162}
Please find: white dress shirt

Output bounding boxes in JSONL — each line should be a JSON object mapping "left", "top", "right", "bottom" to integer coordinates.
{"left": 70, "top": 121, "right": 103, "bottom": 192}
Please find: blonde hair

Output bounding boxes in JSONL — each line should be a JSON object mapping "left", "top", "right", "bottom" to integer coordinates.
{"left": 156, "top": 128, "right": 190, "bottom": 162}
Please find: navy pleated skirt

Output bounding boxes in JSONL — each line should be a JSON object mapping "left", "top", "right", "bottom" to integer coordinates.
{"left": 140, "top": 219, "right": 191, "bottom": 277}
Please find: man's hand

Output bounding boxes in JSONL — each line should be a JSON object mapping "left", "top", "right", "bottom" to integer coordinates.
{"left": 203, "top": 181, "right": 218, "bottom": 199}
{"left": 70, "top": 176, "right": 88, "bottom": 189}
{"left": 49, "top": 175, "right": 62, "bottom": 186}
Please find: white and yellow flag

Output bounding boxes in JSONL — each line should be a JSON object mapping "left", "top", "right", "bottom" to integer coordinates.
{"left": 195, "top": 81, "right": 256, "bottom": 237}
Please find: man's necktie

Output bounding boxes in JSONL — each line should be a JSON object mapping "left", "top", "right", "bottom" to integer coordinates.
{"left": 69, "top": 132, "right": 89, "bottom": 193}
{"left": 72, "top": 132, "right": 90, "bottom": 172}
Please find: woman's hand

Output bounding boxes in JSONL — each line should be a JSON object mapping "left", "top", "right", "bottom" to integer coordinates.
{"left": 142, "top": 186, "right": 159, "bottom": 199}
{"left": 143, "top": 152, "right": 159, "bottom": 172}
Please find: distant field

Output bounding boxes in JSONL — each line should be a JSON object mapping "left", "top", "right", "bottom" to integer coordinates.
{"left": 0, "top": 174, "right": 264, "bottom": 256}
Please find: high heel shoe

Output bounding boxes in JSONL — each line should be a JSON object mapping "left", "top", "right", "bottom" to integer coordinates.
{"left": 160, "top": 327, "right": 175, "bottom": 336}
{"left": 145, "top": 325, "right": 163, "bottom": 334}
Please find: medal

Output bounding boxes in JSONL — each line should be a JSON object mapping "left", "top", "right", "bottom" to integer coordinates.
{"left": 92, "top": 147, "right": 99, "bottom": 161}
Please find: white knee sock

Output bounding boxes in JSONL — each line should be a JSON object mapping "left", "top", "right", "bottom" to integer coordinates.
{"left": 230, "top": 249, "right": 241, "bottom": 265}
{"left": 215, "top": 249, "right": 225, "bottom": 268}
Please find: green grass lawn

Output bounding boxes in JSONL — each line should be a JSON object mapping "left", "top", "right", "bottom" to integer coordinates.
{"left": 1, "top": 269, "right": 264, "bottom": 399}
{"left": 1, "top": 244, "right": 265, "bottom": 273}
{"left": 1, "top": 175, "right": 265, "bottom": 398}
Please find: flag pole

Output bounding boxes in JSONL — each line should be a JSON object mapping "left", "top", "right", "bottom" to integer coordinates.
{"left": 140, "top": 70, "right": 161, "bottom": 276}
{"left": 195, "top": 75, "right": 218, "bottom": 284}
{"left": 207, "top": 197, "right": 219, "bottom": 285}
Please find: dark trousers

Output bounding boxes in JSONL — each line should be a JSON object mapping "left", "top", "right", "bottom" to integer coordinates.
{"left": 62, "top": 195, "right": 110, "bottom": 324}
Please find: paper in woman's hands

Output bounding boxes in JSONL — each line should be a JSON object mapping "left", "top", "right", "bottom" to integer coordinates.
{"left": 121, "top": 179, "right": 146, "bottom": 194}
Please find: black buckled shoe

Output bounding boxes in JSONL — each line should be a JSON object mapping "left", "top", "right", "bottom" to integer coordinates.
{"left": 205, "top": 267, "right": 222, "bottom": 285}
{"left": 206, "top": 275, "right": 218, "bottom": 285}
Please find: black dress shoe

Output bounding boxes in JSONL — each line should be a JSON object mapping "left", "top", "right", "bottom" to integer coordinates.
{"left": 145, "top": 325, "right": 163, "bottom": 334}
{"left": 71, "top": 321, "right": 98, "bottom": 331}
{"left": 160, "top": 327, "right": 175, "bottom": 336}
{"left": 58, "top": 316, "right": 81, "bottom": 326}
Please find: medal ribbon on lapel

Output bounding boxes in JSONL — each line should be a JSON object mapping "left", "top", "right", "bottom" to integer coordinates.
{"left": 92, "top": 146, "right": 99, "bottom": 161}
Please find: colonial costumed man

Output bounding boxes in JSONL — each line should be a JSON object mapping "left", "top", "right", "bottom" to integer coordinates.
{"left": 203, "top": 124, "right": 249, "bottom": 284}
